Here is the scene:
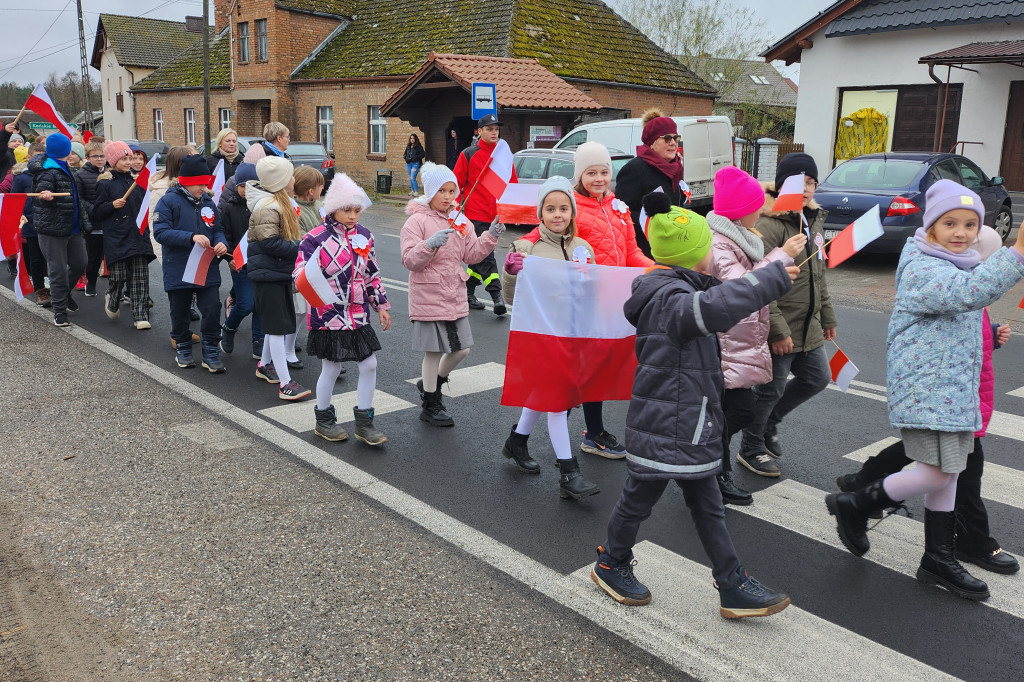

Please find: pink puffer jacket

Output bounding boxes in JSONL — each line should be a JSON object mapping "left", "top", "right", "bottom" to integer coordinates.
{"left": 400, "top": 199, "right": 497, "bottom": 321}
{"left": 977, "top": 308, "right": 995, "bottom": 437}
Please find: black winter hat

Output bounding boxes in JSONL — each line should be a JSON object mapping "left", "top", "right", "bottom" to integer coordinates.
{"left": 178, "top": 154, "right": 212, "bottom": 186}
{"left": 642, "top": 190, "right": 673, "bottom": 217}
{"left": 774, "top": 152, "right": 818, "bottom": 190}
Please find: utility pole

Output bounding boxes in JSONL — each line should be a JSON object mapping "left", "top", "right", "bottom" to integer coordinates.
{"left": 202, "top": 0, "right": 211, "bottom": 152}
{"left": 76, "top": 0, "right": 93, "bottom": 134}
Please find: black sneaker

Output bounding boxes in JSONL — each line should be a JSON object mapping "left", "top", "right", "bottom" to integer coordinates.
{"left": 717, "top": 572, "right": 791, "bottom": 619}
{"left": 278, "top": 380, "right": 311, "bottom": 401}
{"left": 66, "top": 295, "right": 79, "bottom": 312}
{"left": 53, "top": 312, "right": 70, "bottom": 327}
{"left": 84, "top": 281, "right": 97, "bottom": 297}
{"left": 736, "top": 451, "right": 781, "bottom": 478}
{"left": 255, "top": 363, "right": 280, "bottom": 384}
{"left": 590, "top": 547, "right": 652, "bottom": 606}
{"left": 286, "top": 358, "right": 304, "bottom": 370}
{"left": 718, "top": 472, "right": 753, "bottom": 506}
{"left": 580, "top": 430, "right": 627, "bottom": 459}
{"left": 104, "top": 292, "right": 120, "bottom": 320}
{"left": 764, "top": 433, "right": 784, "bottom": 459}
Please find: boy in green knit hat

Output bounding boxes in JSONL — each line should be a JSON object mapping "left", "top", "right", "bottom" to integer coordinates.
{"left": 591, "top": 193, "right": 799, "bottom": 619}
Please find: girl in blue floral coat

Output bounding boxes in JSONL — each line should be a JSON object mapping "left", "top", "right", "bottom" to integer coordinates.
{"left": 827, "top": 179, "right": 1024, "bottom": 601}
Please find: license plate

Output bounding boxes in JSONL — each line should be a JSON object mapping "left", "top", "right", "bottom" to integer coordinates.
{"left": 824, "top": 229, "right": 840, "bottom": 239}
{"left": 688, "top": 181, "right": 709, "bottom": 198}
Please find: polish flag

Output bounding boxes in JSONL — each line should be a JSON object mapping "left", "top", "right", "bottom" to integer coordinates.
{"left": 83, "top": 130, "right": 93, "bottom": 144}
{"left": 447, "top": 209, "right": 473, "bottom": 237}
{"left": 638, "top": 186, "right": 664, "bottom": 239}
{"left": 828, "top": 205, "right": 883, "bottom": 268}
{"left": 829, "top": 347, "right": 860, "bottom": 393}
{"left": 14, "top": 249, "right": 33, "bottom": 301}
{"left": 208, "top": 159, "right": 226, "bottom": 205}
{"left": 24, "top": 83, "right": 73, "bottom": 138}
{"left": 232, "top": 238, "right": 249, "bottom": 270}
{"left": 479, "top": 139, "right": 514, "bottom": 199}
{"left": 182, "top": 242, "right": 216, "bottom": 286}
{"left": 496, "top": 183, "right": 540, "bottom": 225}
{"left": 772, "top": 173, "right": 805, "bottom": 213}
{"left": 0, "top": 193, "right": 28, "bottom": 258}
{"left": 502, "top": 256, "right": 645, "bottom": 411}
{"left": 295, "top": 248, "right": 341, "bottom": 308}
{"left": 135, "top": 154, "right": 158, "bottom": 235}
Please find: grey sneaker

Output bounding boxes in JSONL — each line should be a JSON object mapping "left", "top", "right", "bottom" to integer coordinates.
{"left": 736, "top": 451, "right": 781, "bottom": 478}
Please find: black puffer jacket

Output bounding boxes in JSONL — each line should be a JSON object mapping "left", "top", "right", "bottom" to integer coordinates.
{"left": 623, "top": 262, "right": 791, "bottom": 480}
{"left": 29, "top": 154, "right": 88, "bottom": 237}
{"left": 93, "top": 168, "right": 155, "bottom": 265}
{"left": 219, "top": 177, "right": 251, "bottom": 253}
{"left": 78, "top": 161, "right": 104, "bottom": 221}
{"left": 614, "top": 156, "right": 684, "bottom": 258}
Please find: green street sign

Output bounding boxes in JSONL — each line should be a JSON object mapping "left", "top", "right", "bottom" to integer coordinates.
{"left": 29, "top": 122, "right": 57, "bottom": 131}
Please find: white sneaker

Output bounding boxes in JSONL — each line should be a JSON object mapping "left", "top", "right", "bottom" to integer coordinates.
{"left": 134, "top": 320, "right": 152, "bottom": 330}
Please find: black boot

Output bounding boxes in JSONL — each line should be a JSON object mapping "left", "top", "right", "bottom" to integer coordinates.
{"left": 836, "top": 469, "right": 885, "bottom": 519}
{"left": 718, "top": 472, "right": 752, "bottom": 506}
{"left": 917, "top": 510, "right": 990, "bottom": 600}
{"left": 556, "top": 456, "right": 599, "bottom": 499}
{"left": 175, "top": 341, "right": 195, "bottom": 368}
{"left": 467, "top": 289, "right": 486, "bottom": 310}
{"left": 825, "top": 480, "right": 897, "bottom": 557}
{"left": 314, "top": 405, "right": 348, "bottom": 441}
{"left": 220, "top": 324, "right": 237, "bottom": 354}
{"left": 353, "top": 407, "right": 387, "bottom": 446}
{"left": 420, "top": 383, "right": 454, "bottom": 427}
{"left": 502, "top": 425, "right": 539, "bottom": 474}
{"left": 489, "top": 289, "right": 507, "bottom": 316}
{"left": 201, "top": 342, "right": 226, "bottom": 373}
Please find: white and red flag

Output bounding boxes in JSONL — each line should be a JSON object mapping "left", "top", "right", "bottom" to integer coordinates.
{"left": 232, "top": 238, "right": 249, "bottom": 270}
{"left": 0, "top": 193, "right": 28, "bottom": 258}
{"left": 295, "top": 248, "right": 341, "bottom": 308}
{"left": 772, "top": 173, "right": 805, "bottom": 213}
{"left": 829, "top": 346, "right": 860, "bottom": 393}
{"left": 14, "top": 249, "right": 33, "bottom": 301}
{"left": 135, "top": 154, "right": 158, "bottom": 235}
{"left": 24, "top": 83, "right": 73, "bottom": 138}
{"left": 447, "top": 209, "right": 473, "bottom": 237}
{"left": 182, "top": 242, "right": 216, "bottom": 286}
{"left": 502, "top": 256, "right": 645, "bottom": 411}
{"left": 208, "top": 159, "right": 226, "bottom": 205}
{"left": 478, "top": 139, "right": 514, "bottom": 199}
{"left": 496, "top": 183, "right": 540, "bottom": 225}
{"left": 828, "top": 205, "right": 884, "bottom": 268}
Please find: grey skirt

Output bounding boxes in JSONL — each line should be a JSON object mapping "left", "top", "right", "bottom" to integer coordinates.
{"left": 411, "top": 317, "right": 473, "bottom": 353}
{"left": 900, "top": 428, "right": 973, "bottom": 474}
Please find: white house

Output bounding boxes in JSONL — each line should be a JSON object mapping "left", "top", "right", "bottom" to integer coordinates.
{"left": 763, "top": 0, "right": 1024, "bottom": 190}
{"left": 90, "top": 14, "right": 201, "bottom": 140}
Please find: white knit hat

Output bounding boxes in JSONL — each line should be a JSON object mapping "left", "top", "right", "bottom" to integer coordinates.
{"left": 255, "top": 156, "right": 292, "bottom": 193}
{"left": 572, "top": 142, "right": 612, "bottom": 185}
{"left": 537, "top": 175, "right": 576, "bottom": 221}
{"left": 323, "top": 173, "right": 371, "bottom": 214}
{"left": 419, "top": 162, "right": 460, "bottom": 203}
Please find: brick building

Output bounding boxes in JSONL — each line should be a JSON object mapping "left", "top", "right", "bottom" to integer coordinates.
{"left": 131, "top": 0, "right": 716, "bottom": 191}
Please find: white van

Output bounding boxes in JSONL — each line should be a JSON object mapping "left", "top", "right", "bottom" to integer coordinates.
{"left": 554, "top": 116, "right": 735, "bottom": 209}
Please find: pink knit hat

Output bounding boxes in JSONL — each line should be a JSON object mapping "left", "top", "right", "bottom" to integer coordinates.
{"left": 323, "top": 173, "right": 371, "bottom": 214}
{"left": 713, "top": 166, "right": 765, "bottom": 221}
{"left": 104, "top": 140, "right": 132, "bottom": 167}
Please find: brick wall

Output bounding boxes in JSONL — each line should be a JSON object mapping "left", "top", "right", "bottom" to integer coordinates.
{"left": 133, "top": 90, "right": 234, "bottom": 148}
{"left": 570, "top": 82, "right": 715, "bottom": 118}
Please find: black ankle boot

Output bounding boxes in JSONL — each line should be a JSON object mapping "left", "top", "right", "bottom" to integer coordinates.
{"left": 556, "top": 456, "right": 599, "bottom": 499}
{"left": 420, "top": 384, "right": 454, "bottom": 427}
{"left": 917, "top": 510, "right": 990, "bottom": 600}
{"left": 467, "top": 290, "right": 486, "bottom": 310}
{"left": 836, "top": 469, "right": 885, "bottom": 519}
{"left": 718, "top": 472, "right": 752, "bottom": 506}
{"left": 489, "top": 289, "right": 507, "bottom": 316}
{"left": 502, "top": 425, "right": 539, "bottom": 473}
{"left": 353, "top": 407, "right": 387, "bottom": 446}
{"left": 825, "top": 480, "right": 897, "bottom": 557}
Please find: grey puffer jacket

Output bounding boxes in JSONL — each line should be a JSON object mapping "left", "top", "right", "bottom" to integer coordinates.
{"left": 623, "top": 262, "right": 792, "bottom": 480}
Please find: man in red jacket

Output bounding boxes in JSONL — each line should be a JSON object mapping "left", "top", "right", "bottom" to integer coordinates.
{"left": 452, "top": 114, "right": 517, "bottom": 316}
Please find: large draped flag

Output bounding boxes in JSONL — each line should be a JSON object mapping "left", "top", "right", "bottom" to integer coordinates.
{"left": 24, "top": 84, "right": 73, "bottom": 138}
{"left": 0, "top": 193, "right": 28, "bottom": 258}
{"left": 502, "top": 257, "right": 645, "bottom": 411}
{"left": 478, "top": 139, "right": 514, "bottom": 199}
{"left": 496, "top": 183, "right": 540, "bottom": 224}
{"left": 135, "top": 154, "right": 158, "bottom": 235}
{"left": 14, "top": 250, "right": 33, "bottom": 301}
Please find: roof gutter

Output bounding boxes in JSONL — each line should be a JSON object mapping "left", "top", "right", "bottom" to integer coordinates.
{"left": 290, "top": 75, "right": 408, "bottom": 85}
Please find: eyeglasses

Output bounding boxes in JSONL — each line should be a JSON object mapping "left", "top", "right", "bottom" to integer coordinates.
{"left": 88, "top": 154, "right": 104, "bottom": 160}
{"left": 804, "top": 178, "right": 819, "bottom": 190}
{"left": 660, "top": 134, "right": 681, "bottom": 143}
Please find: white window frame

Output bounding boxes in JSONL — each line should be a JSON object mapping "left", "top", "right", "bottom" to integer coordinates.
{"left": 238, "top": 21, "right": 250, "bottom": 62}
{"left": 219, "top": 108, "right": 231, "bottom": 130}
{"left": 256, "top": 19, "right": 268, "bottom": 61}
{"left": 317, "top": 106, "right": 334, "bottom": 152}
{"left": 184, "top": 108, "right": 196, "bottom": 145}
{"left": 369, "top": 105, "right": 386, "bottom": 155}
{"left": 153, "top": 109, "right": 164, "bottom": 141}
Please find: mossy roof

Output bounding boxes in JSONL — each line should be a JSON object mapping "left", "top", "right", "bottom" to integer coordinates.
{"left": 95, "top": 14, "right": 202, "bottom": 69}
{"left": 292, "top": 0, "right": 714, "bottom": 94}
{"left": 131, "top": 30, "right": 231, "bottom": 91}
{"left": 274, "top": 0, "right": 357, "bottom": 17}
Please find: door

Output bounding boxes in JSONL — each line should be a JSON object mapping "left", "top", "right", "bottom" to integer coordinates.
{"left": 891, "top": 84, "right": 962, "bottom": 152}
{"left": 999, "top": 81, "right": 1024, "bottom": 191}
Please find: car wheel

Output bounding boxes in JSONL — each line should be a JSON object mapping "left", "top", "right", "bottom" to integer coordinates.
{"left": 994, "top": 205, "right": 1013, "bottom": 239}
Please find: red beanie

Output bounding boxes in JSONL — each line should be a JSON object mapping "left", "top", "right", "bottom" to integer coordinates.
{"left": 713, "top": 166, "right": 765, "bottom": 221}
{"left": 641, "top": 116, "right": 678, "bottom": 146}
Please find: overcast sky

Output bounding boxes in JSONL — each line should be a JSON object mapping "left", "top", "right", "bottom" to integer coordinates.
{"left": 0, "top": 0, "right": 834, "bottom": 86}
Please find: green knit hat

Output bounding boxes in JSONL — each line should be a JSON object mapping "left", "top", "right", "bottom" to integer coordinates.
{"left": 644, "top": 193, "right": 712, "bottom": 269}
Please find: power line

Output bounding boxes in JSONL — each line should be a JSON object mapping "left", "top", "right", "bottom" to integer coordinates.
{"left": 0, "top": 0, "right": 74, "bottom": 81}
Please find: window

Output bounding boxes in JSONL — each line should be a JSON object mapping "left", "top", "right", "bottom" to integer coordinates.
{"left": 559, "top": 129, "right": 587, "bottom": 148}
{"left": 548, "top": 159, "right": 575, "bottom": 180}
{"left": 153, "top": 109, "right": 164, "bottom": 141}
{"left": 955, "top": 159, "right": 985, "bottom": 190}
{"left": 219, "top": 108, "right": 231, "bottom": 130}
{"left": 930, "top": 159, "right": 961, "bottom": 184}
{"left": 256, "top": 19, "right": 268, "bottom": 61}
{"left": 749, "top": 74, "right": 770, "bottom": 85}
{"left": 514, "top": 156, "right": 548, "bottom": 180}
{"left": 115, "top": 92, "right": 124, "bottom": 112}
{"left": 106, "top": 78, "right": 111, "bottom": 101}
{"left": 368, "top": 105, "right": 386, "bottom": 155}
{"left": 713, "top": 72, "right": 725, "bottom": 81}
{"left": 238, "top": 22, "right": 250, "bottom": 62}
{"left": 317, "top": 106, "right": 334, "bottom": 151}
{"left": 184, "top": 108, "right": 196, "bottom": 145}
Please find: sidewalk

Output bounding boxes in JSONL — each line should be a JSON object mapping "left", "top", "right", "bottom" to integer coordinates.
{"left": 0, "top": 294, "right": 679, "bottom": 681}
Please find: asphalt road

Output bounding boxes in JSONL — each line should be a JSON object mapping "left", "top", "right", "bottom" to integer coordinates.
{"left": 3, "top": 201, "right": 1024, "bottom": 680}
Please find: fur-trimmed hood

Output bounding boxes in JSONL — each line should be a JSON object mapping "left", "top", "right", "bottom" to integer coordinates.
{"left": 760, "top": 181, "right": 820, "bottom": 216}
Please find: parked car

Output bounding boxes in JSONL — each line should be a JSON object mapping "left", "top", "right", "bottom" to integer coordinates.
{"left": 195, "top": 136, "right": 264, "bottom": 156}
{"left": 510, "top": 148, "right": 633, "bottom": 226}
{"left": 136, "top": 140, "right": 169, "bottom": 169}
{"left": 285, "top": 141, "right": 335, "bottom": 187}
{"left": 815, "top": 152, "right": 1013, "bottom": 254}
{"left": 554, "top": 116, "right": 734, "bottom": 209}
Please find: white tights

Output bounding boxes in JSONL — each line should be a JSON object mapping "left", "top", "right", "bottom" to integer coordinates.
{"left": 882, "top": 463, "right": 959, "bottom": 512}
{"left": 286, "top": 312, "right": 303, "bottom": 362}
{"left": 316, "top": 354, "right": 378, "bottom": 411}
{"left": 261, "top": 334, "right": 291, "bottom": 385}
{"left": 514, "top": 408, "right": 572, "bottom": 460}
{"left": 421, "top": 349, "right": 470, "bottom": 392}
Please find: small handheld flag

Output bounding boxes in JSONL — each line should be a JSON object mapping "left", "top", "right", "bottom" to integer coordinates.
{"left": 496, "top": 183, "right": 541, "bottom": 225}
{"left": 208, "top": 159, "right": 226, "bottom": 205}
{"left": 829, "top": 344, "right": 860, "bottom": 393}
{"left": 828, "top": 206, "right": 883, "bottom": 268}
{"left": 182, "top": 243, "right": 216, "bottom": 286}
{"left": 135, "top": 154, "right": 158, "bottom": 235}
{"left": 479, "top": 139, "right": 514, "bottom": 200}
{"left": 295, "top": 249, "right": 341, "bottom": 308}
{"left": 14, "top": 249, "right": 33, "bottom": 301}
{"left": 232, "top": 239, "right": 249, "bottom": 270}
{"left": 447, "top": 209, "right": 473, "bottom": 237}
{"left": 773, "top": 173, "right": 805, "bottom": 213}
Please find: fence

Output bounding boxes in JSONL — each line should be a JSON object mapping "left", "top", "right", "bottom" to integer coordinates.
{"left": 735, "top": 139, "right": 804, "bottom": 182}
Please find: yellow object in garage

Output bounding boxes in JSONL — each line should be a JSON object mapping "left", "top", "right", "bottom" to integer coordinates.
{"left": 835, "top": 107, "right": 889, "bottom": 161}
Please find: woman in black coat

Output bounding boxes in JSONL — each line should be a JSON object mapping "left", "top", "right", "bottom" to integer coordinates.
{"left": 206, "top": 128, "right": 243, "bottom": 181}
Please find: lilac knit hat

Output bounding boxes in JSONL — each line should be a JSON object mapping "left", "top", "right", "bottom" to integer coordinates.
{"left": 923, "top": 179, "right": 984, "bottom": 230}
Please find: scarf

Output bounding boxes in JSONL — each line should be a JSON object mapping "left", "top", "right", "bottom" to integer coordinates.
{"left": 914, "top": 227, "right": 980, "bottom": 270}
{"left": 218, "top": 148, "right": 240, "bottom": 163}
{"left": 706, "top": 211, "right": 764, "bottom": 262}
{"left": 635, "top": 144, "right": 684, "bottom": 187}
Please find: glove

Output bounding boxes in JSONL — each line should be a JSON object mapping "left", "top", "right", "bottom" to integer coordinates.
{"left": 425, "top": 228, "right": 454, "bottom": 250}
{"left": 504, "top": 251, "right": 524, "bottom": 275}
{"left": 488, "top": 216, "right": 506, "bottom": 237}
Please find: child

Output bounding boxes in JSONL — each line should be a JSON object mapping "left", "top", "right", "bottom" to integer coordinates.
{"left": 826, "top": 180, "right": 1024, "bottom": 601}
{"left": 247, "top": 156, "right": 310, "bottom": 400}
{"left": 129, "top": 145, "right": 147, "bottom": 176}
{"left": 738, "top": 152, "right": 836, "bottom": 477}
{"left": 296, "top": 174, "right": 390, "bottom": 444}
{"left": 705, "top": 166, "right": 806, "bottom": 504}
{"left": 499, "top": 175, "right": 600, "bottom": 499}
{"left": 92, "top": 140, "right": 155, "bottom": 329}
{"left": 400, "top": 162, "right": 503, "bottom": 426}
{"left": 219, "top": 162, "right": 263, "bottom": 358}
{"left": 10, "top": 148, "right": 48, "bottom": 306}
{"left": 152, "top": 154, "right": 228, "bottom": 371}
{"left": 78, "top": 140, "right": 106, "bottom": 297}
{"left": 592, "top": 195, "right": 795, "bottom": 619}
{"left": 290, "top": 165, "right": 327, "bottom": 367}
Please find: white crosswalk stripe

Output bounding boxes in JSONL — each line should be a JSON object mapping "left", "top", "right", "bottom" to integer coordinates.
{"left": 403, "top": 361, "right": 506, "bottom": 397}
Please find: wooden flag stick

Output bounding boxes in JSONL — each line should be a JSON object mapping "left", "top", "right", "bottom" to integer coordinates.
{"left": 25, "top": 192, "right": 71, "bottom": 197}
{"left": 10, "top": 104, "right": 26, "bottom": 127}
{"left": 121, "top": 182, "right": 139, "bottom": 201}
{"left": 795, "top": 236, "right": 836, "bottom": 269}
{"left": 1009, "top": 304, "right": 1022, "bottom": 326}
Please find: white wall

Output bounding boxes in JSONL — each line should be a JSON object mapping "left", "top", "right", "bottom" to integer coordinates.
{"left": 793, "top": 23, "right": 1024, "bottom": 177}
{"left": 96, "top": 46, "right": 154, "bottom": 140}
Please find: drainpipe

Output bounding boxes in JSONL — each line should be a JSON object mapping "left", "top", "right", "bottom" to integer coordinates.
{"left": 126, "top": 66, "right": 137, "bottom": 138}
{"left": 927, "top": 62, "right": 944, "bottom": 153}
